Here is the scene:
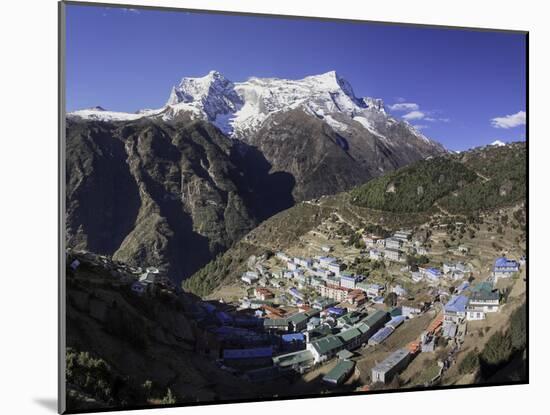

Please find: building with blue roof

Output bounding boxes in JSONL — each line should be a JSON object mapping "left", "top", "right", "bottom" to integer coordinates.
{"left": 282, "top": 333, "right": 305, "bottom": 343}
{"left": 493, "top": 257, "right": 520, "bottom": 280}
{"left": 368, "top": 326, "right": 395, "bottom": 345}
{"left": 223, "top": 347, "right": 273, "bottom": 359}
{"left": 423, "top": 267, "right": 442, "bottom": 281}
{"left": 288, "top": 287, "right": 304, "bottom": 300}
{"left": 444, "top": 295, "right": 469, "bottom": 323}
{"left": 319, "top": 256, "right": 337, "bottom": 268}
{"left": 386, "top": 315, "right": 406, "bottom": 330}
{"left": 281, "top": 333, "right": 306, "bottom": 352}
{"left": 327, "top": 307, "right": 346, "bottom": 316}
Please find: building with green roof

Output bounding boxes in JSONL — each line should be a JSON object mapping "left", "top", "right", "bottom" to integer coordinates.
{"left": 466, "top": 282, "right": 500, "bottom": 320}
{"left": 337, "top": 311, "right": 365, "bottom": 328}
{"left": 264, "top": 312, "right": 310, "bottom": 333}
{"left": 323, "top": 360, "right": 355, "bottom": 385}
{"left": 307, "top": 335, "right": 344, "bottom": 363}
{"left": 471, "top": 281, "right": 494, "bottom": 294}
{"left": 337, "top": 327, "right": 363, "bottom": 349}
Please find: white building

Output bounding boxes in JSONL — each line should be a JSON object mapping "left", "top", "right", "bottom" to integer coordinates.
{"left": 340, "top": 274, "right": 358, "bottom": 289}
{"left": 307, "top": 335, "right": 344, "bottom": 363}
{"left": 385, "top": 238, "right": 403, "bottom": 250}
{"left": 493, "top": 257, "right": 520, "bottom": 280}
{"left": 392, "top": 285, "right": 408, "bottom": 297}
{"left": 363, "top": 235, "right": 384, "bottom": 247}
{"left": 384, "top": 248, "right": 403, "bottom": 262}
{"left": 241, "top": 271, "right": 259, "bottom": 284}
{"left": 416, "top": 246, "right": 429, "bottom": 256}
{"left": 466, "top": 288, "right": 500, "bottom": 320}
{"left": 393, "top": 230, "right": 412, "bottom": 242}
{"left": 294, "top": 257, "right": 312, "bottom": 268}
{"left": 318, "top": 285, "right": 348, "bottom": 302}
{"left": 411, "top": 271, "right": 423, "bottom": 282}
{"left": 319, "top": 256, "right": 337, "bottom": 269}
{"left": 443, "top": 295, "right": 469, "bottom": 324}
{"left": 365, "top": 283, "right": 383, "bottom": 298}
{"left": 327, "top": 262, "right": 342, "bottom": 276}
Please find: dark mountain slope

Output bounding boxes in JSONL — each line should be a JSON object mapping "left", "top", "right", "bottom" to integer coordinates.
{"left": 66, "top": 118, "right": 259, "bottom": 282}
{"left": 65, "top": 252, "right": 268, "bottom": 411}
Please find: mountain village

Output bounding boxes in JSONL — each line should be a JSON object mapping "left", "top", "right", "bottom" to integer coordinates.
{"left": 217, "top": 225, "right": 524, "bottom": 389}
{"left": 68, "top": 194, "right": 525, "bottom": 394}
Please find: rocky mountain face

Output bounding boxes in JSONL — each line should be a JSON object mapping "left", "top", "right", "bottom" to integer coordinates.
{"left": 67, "top": 71, "right": 446, "bottom": 282}
{"left": 66, "top": 117, "right": 266, "bottom": 282}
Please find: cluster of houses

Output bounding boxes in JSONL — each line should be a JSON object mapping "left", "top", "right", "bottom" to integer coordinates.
{"left": 240, "top": 250, "right": 392, "bottom": 312}
{"left": 204, "top": 288, "right": 426, "bottom": 385}
{"left": 213, "top": 295, "right": 434, "bottom": 386}
{"left": 227, "top": 237, "right": 524, "bottom": 387}
{"left": 443, "top": 280, "right": 501, "bottom": 332}
{"left": 363, "top": 229, "right": 433, "bottom": 263}
{"left": 439, "top": 255, "right": 522, "bottom": 341}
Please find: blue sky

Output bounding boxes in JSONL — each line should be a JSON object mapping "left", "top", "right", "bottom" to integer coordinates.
{"left": 66, "top": 4, "right": 527, "bottom": 151}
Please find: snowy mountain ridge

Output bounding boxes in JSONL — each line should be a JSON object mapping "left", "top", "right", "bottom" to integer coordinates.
{"left": 68, "top": 70, "right": 441, "bottom": 149}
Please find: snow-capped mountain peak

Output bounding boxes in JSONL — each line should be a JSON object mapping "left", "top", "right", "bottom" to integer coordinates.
{"left": 491, "top": 140, "right": 506, "bottom": 147}
{"left": 166, "top": 70, "right": 243, "bottom": 122}
{"left": 67, "top": 70, "right": 444, "bottom": 153}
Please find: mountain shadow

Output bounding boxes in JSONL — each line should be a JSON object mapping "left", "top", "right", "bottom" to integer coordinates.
{"left": 231, "top": 141, "right": 296, "bottom": 222}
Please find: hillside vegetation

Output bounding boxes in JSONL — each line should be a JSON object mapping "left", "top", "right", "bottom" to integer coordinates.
{"left": 350, "top": 157, "right": 477, "bottom": 212}
{"left": 439, "top": 143, "right": 526, "bottom": 213}
{"left": 350, "top": 143, "right": 525, "bottom": 214}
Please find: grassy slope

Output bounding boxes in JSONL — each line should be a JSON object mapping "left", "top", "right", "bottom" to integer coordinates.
{"left": 350, "top": 157, "right": 477, "bottom": 212}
